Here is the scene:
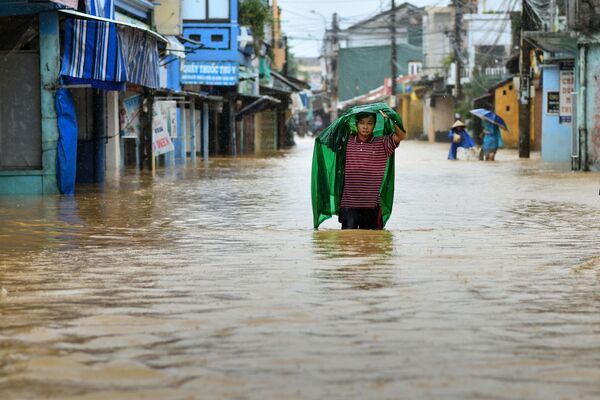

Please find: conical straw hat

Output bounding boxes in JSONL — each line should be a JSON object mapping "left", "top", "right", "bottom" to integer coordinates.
{"left": 452, "top": 120, "right": 466, "bottom": 129}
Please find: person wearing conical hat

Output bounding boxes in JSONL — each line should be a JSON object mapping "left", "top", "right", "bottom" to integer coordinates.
{"left": 447, "top": 119, "right": 475, "bottom": 160}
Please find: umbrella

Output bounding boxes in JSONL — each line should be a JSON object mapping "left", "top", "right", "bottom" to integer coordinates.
{"left": 470, "top": 108, "right": 509, "bottom": 131}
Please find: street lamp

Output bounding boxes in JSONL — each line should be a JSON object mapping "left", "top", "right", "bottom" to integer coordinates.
{"left": 310, "top": 9, "right": 328, "bottom": 30}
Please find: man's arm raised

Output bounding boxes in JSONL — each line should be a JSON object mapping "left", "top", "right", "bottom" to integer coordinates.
{"left": 379, "top": 110, "right": 407, "bottom": 144}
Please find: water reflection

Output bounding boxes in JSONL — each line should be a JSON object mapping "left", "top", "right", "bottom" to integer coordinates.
{"left": 312, "top": 230, "right": 394, "bottom": 290}
{"left": 313, "top": 229, "right": 394, "bottom": 259}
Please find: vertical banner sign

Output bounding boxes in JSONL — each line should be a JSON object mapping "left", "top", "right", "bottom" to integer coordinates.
{"left": 547, "top": 92, "right": 560, "bottom": 115}
{"left": 155, "top": 100, "right": 178, "bottom": 138}
{"left": 120, "top": 95, "right": 142, "bottom": 138}
{"left": 152, "top": 101, "right": 175, "bottom": 155}
{"left": 559, "top": 61, "right": 574, "bottom": 124}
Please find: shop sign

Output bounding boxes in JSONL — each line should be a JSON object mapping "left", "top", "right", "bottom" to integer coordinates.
{"left": 559, "top": 61, "right": 574, "bottom": 124}
{"left": 547, "top": 91, "right": 559, "bottom": 115}
{"left": 155, "top": 100, "right": 178, "bottom": 138}
{"left": 181, "top": 61, "right": 239, "bottom": 86}
{"left": 120, "top": 94, "right": 142, "bottom": 138}
{"left": 152, "top": 103, "right": 175, "bottom": 156}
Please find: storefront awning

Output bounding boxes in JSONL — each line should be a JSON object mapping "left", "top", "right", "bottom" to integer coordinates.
{"left": 235, "top": 95, "right": 281, "bottom": 120}
{"left": 58, "top": 8, "right": 165, "bottom": 90}
{"left": 153, "top": 88, "right": 223, "bottom": 103}
{"left": 165, "top": 36, "right": 186, "bottom": 59}
{"left": 58, "top": 9, "right": 166, "bottom": 41}
{"left": 524, "top": 31, "right": 578, "bottom": 54}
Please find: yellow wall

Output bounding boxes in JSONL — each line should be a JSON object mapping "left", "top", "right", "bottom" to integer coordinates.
{"left": 399, "top": 92, "right": 423, "bottom": 138}
{"left": 424, "top": 95, "right": 454, "bottom": 143}
{"left": 154, "top": 0, "right": 181, "bottom": 35}
{"left": 494, "top": 80, "right": 519, "bottom": 148}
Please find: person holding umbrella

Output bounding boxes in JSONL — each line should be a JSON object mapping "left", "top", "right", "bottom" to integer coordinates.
{"left": 481, "top": 120, "right": 504, "bottom": 161}
{"left": 470, "top": 108, "right": 508, "bottom": 161}
{"left": 447, "top": 120, "right": 475, "bottom": 160}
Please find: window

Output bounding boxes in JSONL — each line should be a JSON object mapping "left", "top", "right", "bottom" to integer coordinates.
{"left": 0, "top": 52, "right": 42, "bottom": 170}
{"left": 208, "top": 0, "right": 229, "bottom": 19}
{"left": 189, "top": 34, "right": 201, "bottom": 42}
{"left": 182, "top": 0, "right": 206, "bottom": 20}
{"left": 509, "top": 85, "right": 513, "bottom": 90}
{"left": 502, "top": 90, "right": 507, "bottom": 95}
{"left": 506, "top": 106, "right": 510, "bottom": 112}
{"left": 182, "top": 0, "right": 229, "bottom": 21}
{"left": 211, "top": 34, "right": 224, "bottom": 42}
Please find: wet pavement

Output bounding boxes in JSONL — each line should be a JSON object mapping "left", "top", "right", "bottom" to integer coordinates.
{"left": 1, "top": 138, "right": 599, "bottom": 399}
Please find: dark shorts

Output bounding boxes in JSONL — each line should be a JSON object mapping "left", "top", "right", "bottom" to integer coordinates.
{"left": 339, "top": 207, "right": 383, "bottom": 230}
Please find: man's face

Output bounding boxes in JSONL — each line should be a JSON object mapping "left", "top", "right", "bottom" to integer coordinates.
{"left": 357, "top": 116, "right": 375, "bottom": 141}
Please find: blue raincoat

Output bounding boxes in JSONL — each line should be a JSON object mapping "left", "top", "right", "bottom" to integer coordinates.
{"left": 482, "top": 121, "right": 503, "bottom": 153}
{"left": 447, "top": 128, "right": 475, "bottom": 160}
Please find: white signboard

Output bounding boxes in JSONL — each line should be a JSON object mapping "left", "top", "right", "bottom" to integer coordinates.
{"left": 155, "top": 100, "right": 178, "bottom": 138}
{"left": 559, "top": 62, "right": 574, "bottom": 124}
{"left": 152, "top": 102, "right": 175, "bottom": 156}
{"left": 120, "top": 95, "right": 142, "bottom": 138}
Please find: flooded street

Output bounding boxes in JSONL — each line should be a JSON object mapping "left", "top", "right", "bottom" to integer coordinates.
{"left": 1, "top": 138, "right": 600, "bottom": 399}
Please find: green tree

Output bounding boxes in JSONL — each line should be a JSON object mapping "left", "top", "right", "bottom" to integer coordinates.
{"left": 239, "top": 0, "right": 271, "bottom": 54}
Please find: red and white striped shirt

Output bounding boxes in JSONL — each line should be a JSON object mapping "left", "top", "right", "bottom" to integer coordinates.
{"left": 341, "top": 135, "right": 397, "bottom": 208}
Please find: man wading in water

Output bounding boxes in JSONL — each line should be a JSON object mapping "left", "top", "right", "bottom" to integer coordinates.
{"left": 338, "top": 111, "right": 406, "bottom": 229}
{"left": 311, "top": 103, "right": 407, "bottom": 230}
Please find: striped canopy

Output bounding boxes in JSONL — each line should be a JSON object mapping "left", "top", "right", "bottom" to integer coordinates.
{"left": 60, "top": 19, "right": 127, "bottom": 91}
{"left": 118, "top": 26, "right": 160, "bottom": 89}
{"left": 60, "top": 0, "right": 160, "bottom": 90}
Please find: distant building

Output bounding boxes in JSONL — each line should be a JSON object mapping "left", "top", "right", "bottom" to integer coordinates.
{"left": 423, "top": 1, "right": 519, "bottom": 85}
{"left": 342, "top": 2, "right": 423, "bottom": 49}
{"left": 296, "top": 57, "right": 322, "bottom": 91}
{"left": 321, "top": 3, "right": 424, "bottom": 104}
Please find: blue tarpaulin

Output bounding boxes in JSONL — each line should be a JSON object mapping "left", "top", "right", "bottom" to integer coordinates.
{"left": 55, "top": 88, "right": 78, "bottom": 195}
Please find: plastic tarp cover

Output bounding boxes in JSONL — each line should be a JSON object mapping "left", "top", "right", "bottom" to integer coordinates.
{"left": 55, "top": 88, "right": 78, "bottom": 195}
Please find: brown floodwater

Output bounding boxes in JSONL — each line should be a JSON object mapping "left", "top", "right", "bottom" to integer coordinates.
{"left": 1, "top": 139, "right": 599, "bottom": 399}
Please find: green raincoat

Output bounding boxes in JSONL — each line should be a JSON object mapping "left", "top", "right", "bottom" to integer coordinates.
{"left": 311, "top": 102, "right": 404, "bottom": 229}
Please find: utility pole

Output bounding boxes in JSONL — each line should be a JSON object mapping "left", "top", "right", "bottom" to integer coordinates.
{"left": 283, "top": 35, "right": 289, "bottom": 75}
{"left": 331, "top": 12, "right": 339, "bottom": 120}
{"left": 518, "top": 0, "right": 532, "bottom": 158}
{"left": 390, "top": 0, "right": 397, "bottom": 97}
{"left": 453, "top": 0, "right": 463, "bottom": 99}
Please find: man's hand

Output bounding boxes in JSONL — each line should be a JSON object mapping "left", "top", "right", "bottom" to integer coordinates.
{"left": 379, "top": 110, "right": 407, "bottom": 144}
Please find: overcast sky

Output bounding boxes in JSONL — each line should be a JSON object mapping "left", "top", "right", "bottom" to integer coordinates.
{"left": 277, "top": 0, "right": 449, "bottom": 58}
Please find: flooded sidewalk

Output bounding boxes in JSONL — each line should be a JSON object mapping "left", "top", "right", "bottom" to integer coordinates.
{"left": 1, "top": 138, "right": 599, "bottom": 399}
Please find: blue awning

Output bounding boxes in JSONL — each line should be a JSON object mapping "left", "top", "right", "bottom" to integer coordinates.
{"left": 60, "top": 18, "right": 127, "bottom": 91}
{"left": 118, "top": 25, "right": 160, "bottom": 89}
{"left": 59, "top": 8, "right": 164, "bottom": 90}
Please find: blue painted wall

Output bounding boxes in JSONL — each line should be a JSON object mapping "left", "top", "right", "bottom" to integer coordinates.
{"left": 541, "top": 65, "right": 573, "bottom": 162}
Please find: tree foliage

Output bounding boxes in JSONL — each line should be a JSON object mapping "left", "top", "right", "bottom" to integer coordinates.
{"left": 239, "top": 0, "right": 271, "bottom": 54}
